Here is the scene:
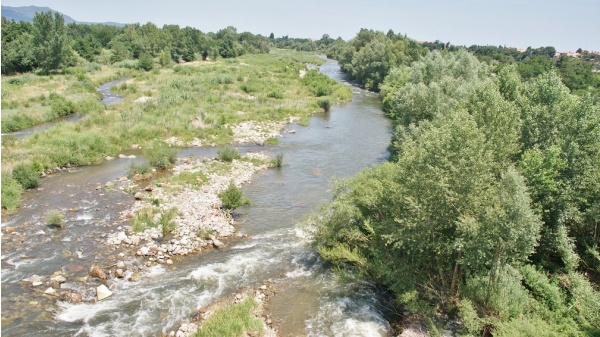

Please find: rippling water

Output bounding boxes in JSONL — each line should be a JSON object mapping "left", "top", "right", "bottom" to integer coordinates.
{"left": 1, "top": 59, "right": 394, "bottom": 336}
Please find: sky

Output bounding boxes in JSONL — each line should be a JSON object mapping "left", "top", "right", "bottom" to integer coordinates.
{"left": 2, "top": 0, "right": 598, "bottom": 52}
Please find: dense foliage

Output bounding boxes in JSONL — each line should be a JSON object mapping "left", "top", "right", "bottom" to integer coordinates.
{"left": 328, "top": 29, "right": 426, "bottom": 91}
{"left": 315, "top": 35, "right": 600, "bottom": 336}
{"left": 2, "top": 14, "right": 273, "bottom": 75}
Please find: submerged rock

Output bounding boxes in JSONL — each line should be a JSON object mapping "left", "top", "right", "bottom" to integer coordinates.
{"left": 60, "top": 291, "right": 83, "bottom": 303}
{"left": 89, "top": 266, "right": 107, "bottom": 280}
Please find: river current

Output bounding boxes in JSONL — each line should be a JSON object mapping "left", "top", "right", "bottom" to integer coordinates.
{"left": 1, "top": 59, "right": 394, "bottom": 336}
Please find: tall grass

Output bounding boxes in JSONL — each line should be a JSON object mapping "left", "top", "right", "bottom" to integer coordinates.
{"left": 1, "top": 50, "right": 351, "bottom": 209}
{"left": 193, "top": 298, "right": 262, "bottom": 337}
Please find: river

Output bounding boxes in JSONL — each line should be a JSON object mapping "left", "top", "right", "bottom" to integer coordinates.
{"left": 1, "top": 59, "right": 394, "bottom": 336}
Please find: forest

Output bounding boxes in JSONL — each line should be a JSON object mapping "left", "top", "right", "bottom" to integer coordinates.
{"left": 315, "top": 29, "right": 600, "bottom": 336}
{"left": 2, "top": 12, "right": 600, "bottom": 336}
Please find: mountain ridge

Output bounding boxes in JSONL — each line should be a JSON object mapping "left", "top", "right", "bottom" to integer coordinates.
{"left": 1, "top": 5, "right": 126, "bottom": 26}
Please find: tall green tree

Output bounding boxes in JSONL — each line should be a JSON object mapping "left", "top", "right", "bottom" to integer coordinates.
{"left": 32, "top": 12, "right": 71, "bottom": 73}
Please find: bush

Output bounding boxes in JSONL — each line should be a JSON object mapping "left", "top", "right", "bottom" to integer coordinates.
{"left": 265, "top": 137, "right": 279, "bottom": 145}
{"left": 317, "top": 97, "right": 332, "bottom": 112}
{"left": 218, "top": 181, "right": 250, "bottom": 210}
{"left": 271, "top": 153, "right": 284, "bottom": 168}
{"left": 113, "top": 59, "right": 139, "bottom": 69}
{"left": 267, "top": 89, "right": 284, "bottom": 99}
{"left": 217, "top": 147, "right": 240, "bottom": 162}
{"left": 49, "top": 94, "right": 76, "bottom": 118}
{"left": 131, "top": 207, "right": 156, "bottom": 232}
{"left": 159, "top": 207, "right": 177, "bottom": 238}
{"left": 127, "top": 162, "right": 153, "bottom": 179}
{"left": 12, "top": 163, "right": 40, "bottom": 189}
{"left": 138, "top": 53, "right": 154, "bottom": 71}
{"left": 44, "top": 210, "right": 65, "bottom": 227}
{"left": 1, "top": 176, "right": 23, "bottom": 210}
{"left": 302, "top": 69, "right": 336, "bottom": 96}
{"left": 144, "top": 141, "right": 178, "bottom": 169}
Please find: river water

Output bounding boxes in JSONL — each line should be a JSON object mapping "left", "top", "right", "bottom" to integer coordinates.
{"left": 1, "top": 59, "right": 393, "bottom": 336}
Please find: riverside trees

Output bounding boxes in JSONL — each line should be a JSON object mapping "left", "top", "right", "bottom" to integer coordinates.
{"left": 1, "top": 15, "right": 273, "bottom": 75}
{"left": 315, "top": 39, "right": 600, "bottom": 335}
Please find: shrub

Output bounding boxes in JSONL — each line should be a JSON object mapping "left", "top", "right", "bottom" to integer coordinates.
{"left": 144, "top": 141, "right": 178, "bottom": 169}
{"left": 138, "top": 53, "right": 154, "bottom": 71}
{"left": 317, "top": 97, "right": 332, "bottom": 112}
{"left": 44, "top": 210, "right": 65, "bottom": 227}
{"left": 131, "top": 207, "right": 156, "bottom": 232}
{"left": 197, "top": 228, "right": 214, "bottom": 239}
{"left": 218, "top": 181, "right": 250, "bottom": 210}
{"left": 267, "top": 89, "right": 284, "bottom": 99}
{"left": 12, "top": 163, "right": 40, "bottom": 189}
{"left": 217, "top": 147, "right": 240, "bottom": 162}
{"left": 265, "top": 137, "right": 279, "bottom": 145}
{"left": 271, "top": 153, "right": 284, "bottom": 168}
{"left": 113, "top": 59, "right": 139, "bottom": 69}
{"left": 302, "top": 69, "right": 336, "bottom": 96}
{"left": 127, "top": 162, "right": 153, "bottom": 179}
{"left": 1, "top": 176, "right": 23, "bottom": 210}
{"left": 49, "top": 94, "right": 76, "bottom": 117}
{"left": 159, "top": 207, "right": 177, "bottom": 238}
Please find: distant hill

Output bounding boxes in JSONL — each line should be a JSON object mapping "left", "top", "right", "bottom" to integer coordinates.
{"left": 1, "top": 5, "right": 126, "bottom": 26}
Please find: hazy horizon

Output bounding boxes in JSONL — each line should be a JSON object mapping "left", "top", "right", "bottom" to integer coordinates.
{"left": 2, "top": 0, "right": 598, "bottom": 52}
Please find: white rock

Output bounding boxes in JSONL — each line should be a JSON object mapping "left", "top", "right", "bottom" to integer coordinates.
{"left": 116, "top": 261, "right": 126, "bottom": 269}
{"left": 44, "top": 287, "right": 56, "bottom": 295}
{"left": 51, "top": 275, "right": 67, "bottom": 284}
{"left": 96, "top": 285, "right": 113, "bottom": 300}
{"left": 117, "top": 231, "right": 127, "bottom": 242}
{"left": 166, "top": 259, "right": 173, "bottom": 265}
{"left": 140, "top": 247, "right": 149, "bottom": 255}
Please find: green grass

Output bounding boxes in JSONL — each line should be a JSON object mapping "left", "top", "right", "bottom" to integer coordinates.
{"left": 172, "top": 171, "right": 209, "bottom": 189}
{"left": 144, "top": 141, "right": 178, "bottom": 169}
{"left": 1, "top": 176, "right": 23, "bottom": 210}
{"left": 1, "top": 49, "right": 351, "bottom": 209}
{"left": 127, "top": 162, "right": 153, "bottom": 179}
{"left": 131, "top": 207, "right": 157, "bottom": 232}
{"left": 193, "top": 297, "right": 262, "bottom": 337}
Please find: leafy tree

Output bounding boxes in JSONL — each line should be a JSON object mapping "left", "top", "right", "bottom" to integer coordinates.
{"left": 138, "top": 53, "right": 154, "bottom": 71}
{"left": 72, "top": 34, "right": 102, "bottom": 61}
{"left": 516, "top": 55, "right": 554, "bottom": 80}
{"left": 1, "top": 18, "right": 36, "bottom": 74}
{"left": 32, "top": 12, "right": 72, "bottom": 73}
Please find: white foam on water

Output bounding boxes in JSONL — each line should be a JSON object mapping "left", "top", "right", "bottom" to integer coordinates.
{"left": 57, "top": 301, "right": 119, "bottom": 323}
{"left": 145, "top": 264, "right": 166, "bottom": 277}
{"left": 76, "top": 213, "right": 94, "bottom": 221}
{"left": 305, "top": 295, "right": 391, "bottom": 337}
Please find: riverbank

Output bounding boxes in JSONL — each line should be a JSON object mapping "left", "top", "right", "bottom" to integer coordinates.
{"left": 2, "top": 57, "right": 395, "bottom": 337}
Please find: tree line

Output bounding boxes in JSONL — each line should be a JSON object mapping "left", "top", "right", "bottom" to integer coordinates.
{"left": 1, "top": 12, "right": 278, "bottom": 75}
{"left": 315, "top": 31, "right": 600, "bottom": 336}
